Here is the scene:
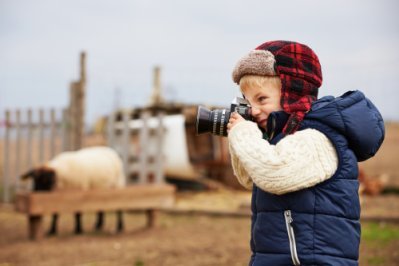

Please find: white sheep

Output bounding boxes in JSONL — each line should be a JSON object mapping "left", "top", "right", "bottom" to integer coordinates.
{"left": 21, "top": 146, "right": 126, "bottom": 235}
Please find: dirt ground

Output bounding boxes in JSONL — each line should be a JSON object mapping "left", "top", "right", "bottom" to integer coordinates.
{"left": 0, "top": 191, "right": 398, "bottom": 266}
{"left": 0, "top": 208, "right": 250, "bottom": 266}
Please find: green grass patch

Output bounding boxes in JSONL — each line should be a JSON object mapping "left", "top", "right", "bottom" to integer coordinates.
{"left": 134, "top": 259, "right": 144, "bottom": 266}
{"left": 367, "top": 256, "right": 385, "bottom": 265}
{"left": 362, "top": 222, "right": 399, "bottom": 242}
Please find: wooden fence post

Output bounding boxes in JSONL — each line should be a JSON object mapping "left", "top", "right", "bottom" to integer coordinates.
{"left": 38, "top": 109, "right": 45, "bottom": 163}
{"left": 107, "top": 111, "right": 116, "bottom": 148}
{"left": 154, "top": 112, "right": 164, "bottom": 184}
{"left": 122, "top": 110, "right": 130, "bottom": 183}
{"left": 50, "top": 109, "right": 56, "bottom": 158}
{"left": 138, "top": 112, "right": 150, "bottom": 184}
{"left": 149, "top": 66, "right": 164, "bottom": 106}
{"left": 15, "top": 110, "right": 21, "bottom": 189}
{"left": 61, "top": 108, "right": 70, "bottom": 152}
{"left": 26, "top": 109, "right": 33, "bottom": 171}
{"left": 69, "top": 52, "right": 86, "bottom": 151}
{"left": 3, "top": 110, "right": 11, "bottom": 203}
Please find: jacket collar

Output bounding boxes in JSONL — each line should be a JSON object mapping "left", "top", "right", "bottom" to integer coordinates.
{"left": 266, "top": 111, "right": 290, "bottom": 140}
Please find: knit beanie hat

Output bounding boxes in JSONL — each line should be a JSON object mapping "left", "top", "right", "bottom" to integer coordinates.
{"left": 232, "top": 40, "right": 322, "bottom": 134}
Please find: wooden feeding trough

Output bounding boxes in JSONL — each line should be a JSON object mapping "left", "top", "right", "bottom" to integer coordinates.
{"left": 15, "top": 184, "right": 176, "bottom": 240}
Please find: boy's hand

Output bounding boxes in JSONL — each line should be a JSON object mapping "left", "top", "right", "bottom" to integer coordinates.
{"left": 227, "top": 112, "right": 246, "bottom": 132}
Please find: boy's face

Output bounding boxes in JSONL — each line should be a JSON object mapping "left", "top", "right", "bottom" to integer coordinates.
{"left": 241, "top": 76, "right": 282, "bottom": 129}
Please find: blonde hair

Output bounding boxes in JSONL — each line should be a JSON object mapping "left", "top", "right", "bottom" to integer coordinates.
{"left": 239, "top": 75, "right": 282, "bottom": 93}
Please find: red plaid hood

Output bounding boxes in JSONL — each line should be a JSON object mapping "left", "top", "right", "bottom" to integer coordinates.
{"left": 255, "top": 41, "right": 322, "bottom": 134}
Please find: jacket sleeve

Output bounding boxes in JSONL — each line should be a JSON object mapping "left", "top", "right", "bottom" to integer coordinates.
{"left": 229, "top": 143, "right": 253, "bottom": 189}
{"left": 228, "top": 121, "right": 338, "bottom": 195}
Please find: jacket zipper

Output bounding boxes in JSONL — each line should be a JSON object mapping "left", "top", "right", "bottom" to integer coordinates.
{"left": 266, "top": 113, "right": 276, "bottom": 140}
{"left": 284, "top": 210, "right": 301, "bottom": 265}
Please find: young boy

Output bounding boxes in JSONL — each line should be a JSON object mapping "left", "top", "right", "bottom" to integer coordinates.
{"left": 227, "top": 40, "right": 384, "bottom": 266}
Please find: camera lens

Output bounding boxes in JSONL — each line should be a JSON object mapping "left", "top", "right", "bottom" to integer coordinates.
{"left": 196, "top": 106, "right": 231, "bottom": 137}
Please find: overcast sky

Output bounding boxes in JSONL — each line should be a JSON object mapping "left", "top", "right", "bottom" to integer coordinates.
{"left": 1, "top": 0, "right": 399, "bottom": 125}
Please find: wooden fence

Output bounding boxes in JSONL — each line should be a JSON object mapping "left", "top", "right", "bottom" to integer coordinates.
{"left": 1, "top": 107, "right": 166, "bottom": 204}
{"left": 107, "top": 110, "right": 165, "bottom": 185}
{"left": 1, "top": 108, "right": 70, "bottom": 203}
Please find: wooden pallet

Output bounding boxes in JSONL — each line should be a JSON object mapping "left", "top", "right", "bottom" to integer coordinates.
{"left": 15, "top": 184, "right": 176, "bottom": 240}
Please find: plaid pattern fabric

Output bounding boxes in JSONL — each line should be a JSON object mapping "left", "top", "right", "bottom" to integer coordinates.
{"left": 256, "top": 41, "right": 322, "bottom": 134}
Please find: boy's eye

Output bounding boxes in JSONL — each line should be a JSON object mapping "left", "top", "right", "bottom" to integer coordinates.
{"left": 258, "top": 96, "right": 267, "bottom": 102}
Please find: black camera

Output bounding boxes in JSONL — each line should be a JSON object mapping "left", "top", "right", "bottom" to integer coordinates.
{"left": 196, "top": 97, "right": 253, "bottom": 137}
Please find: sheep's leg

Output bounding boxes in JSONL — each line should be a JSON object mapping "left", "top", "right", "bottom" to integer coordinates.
{"left": 47, "top": 214, "right": 58, "bottom": 235}
{"left": 94, "top": 211, "right": 104, "bottom": 231}
{"left": 74, "top": 212, "right": 83, "bottom": 234}
{"left": 116, "top": 210, "right": 124, "bottom": 232}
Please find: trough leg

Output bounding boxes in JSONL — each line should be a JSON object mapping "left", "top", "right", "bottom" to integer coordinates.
{"left": 146, "top": 209, "right": 158, "bottom": 228}
{"left": 47, "top": 213, "right": 58, "bottom": 235}
{"left": 116, "top": 210, "right": 123, "bottom": 232}
{"left": 28, "top": 215, "right": 43, "bottom": 240}
{"left": 74, "top": 212, "right": 83, "bottom": 234}
{"left": 95, "top": 211, "right": 104, "bottom": 231}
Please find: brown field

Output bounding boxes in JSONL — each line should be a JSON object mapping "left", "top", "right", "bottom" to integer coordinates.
{"left": 359, "top": 121, "right": 399, "bottom": 187}
{"left": 0, "top": 192, "right": 399, "bottom": 266}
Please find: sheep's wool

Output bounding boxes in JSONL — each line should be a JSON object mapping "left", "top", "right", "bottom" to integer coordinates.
{"left": 47, "top": 146, "right": 125, "bottom": 190}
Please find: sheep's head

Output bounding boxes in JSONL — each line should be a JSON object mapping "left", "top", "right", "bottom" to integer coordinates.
{"left": 21, "top": 166, "right": 56, "bottom": 191}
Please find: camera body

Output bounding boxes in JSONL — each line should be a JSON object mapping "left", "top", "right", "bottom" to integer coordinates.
{"left": 196, "top": 97, "right": 253, "bottom": 137}
{"left": 230, "top": 97, "right": 252, "bottom": 121}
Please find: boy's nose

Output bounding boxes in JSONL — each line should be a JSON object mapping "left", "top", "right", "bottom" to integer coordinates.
{"left": 251, "top": 106, "right": 261, "bottom": 116}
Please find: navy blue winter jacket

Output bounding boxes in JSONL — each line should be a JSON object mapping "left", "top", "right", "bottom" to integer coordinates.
{"left": 249, "top": 90, "right": 384, "bottom": 266}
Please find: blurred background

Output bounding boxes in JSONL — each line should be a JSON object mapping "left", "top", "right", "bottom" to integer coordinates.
{"left": 1, "top": 1, "right": 398, "bottom": 265}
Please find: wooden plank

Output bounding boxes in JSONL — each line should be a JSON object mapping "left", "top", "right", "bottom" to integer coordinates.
{"left": 15, "top": 184, "right": 175, "bottom": 215}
